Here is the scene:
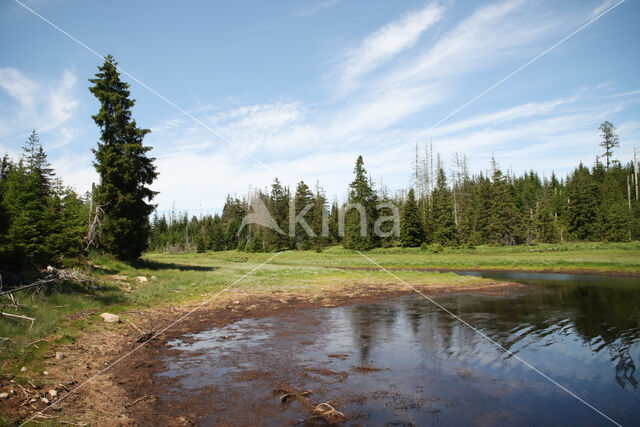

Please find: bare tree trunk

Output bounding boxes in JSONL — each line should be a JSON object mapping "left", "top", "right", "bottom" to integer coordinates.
{"left": 633, "top": 147, "right": 638, "bottom": 201}
{"left": 628, "top": 174, "right": 632, "bottom": 210}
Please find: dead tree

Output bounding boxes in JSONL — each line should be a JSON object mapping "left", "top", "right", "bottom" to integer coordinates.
{"left": 83, "top": 205, "right": 106, "bottom": 251}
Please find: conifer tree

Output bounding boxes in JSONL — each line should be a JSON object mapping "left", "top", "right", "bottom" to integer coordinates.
{"left": 486, "top": 167, "right": 522, "bottom": 245}
{"left": 89, "top": 55, "right": 158, "bottom": 260}
{"left": 265, "top": 178, "right": 291, "bottom": 251}
{"left": 599, "top": 121, "right": 619, "bottom": 170}
{"left": 431, "top": 168, "right": 458, "bottom": 246}
{"left": 400, "top": 188, "right": 423, "bottom": 247}
{"left": 343, "top": 156, "right": 378, "bottom": 250}
{"left": 311, "top": 183, "right": 329, "bottom": 249}
{"left": 597, "top": 174, "right": 631, "bottom": 241}
{"left": 293, "top": 181, "right": 314, "bottom": 249}
{"left": 567, "top": 163, "right": 598, "bottom": 240}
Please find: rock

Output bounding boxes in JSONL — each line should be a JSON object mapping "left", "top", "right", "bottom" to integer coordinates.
{"left": 55, "top": 352, "right": 66, "bottom": 360}
{"left": 48, "top": 389, "right": 57, "bottom": 398}
{"left": 137, "top": 276, "right": 148, "bottom": 283}
{"left": 233, "top": 300, "right": 240, "bottom": 305}
{"left": 20, "top": 366, "right": 27, "bottom": 372}
{"left": 0, "top": 392, "right": 8, "bottom": 399}
{"left": 43, "top": 371, "right": 49, "bottom": 375}
{"left": 41, "top": 397, "right": 49, "bottom": 404}
{"left": 151, "top": 275, "right": 157, "bottom": 280}
{"left": 100, "top": 313, "right": 120, "bottom": 323}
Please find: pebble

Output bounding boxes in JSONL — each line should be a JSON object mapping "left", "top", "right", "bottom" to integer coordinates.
{"left": 0, "top": 392, "right": 8, "bottom": 399}
{"left": 55, "top": 352, "right": 66, "bottom": 360}
{"left": 20, "top": 366, "right": 27, "bottom": 372}
{"left": 41, "top": 397, "right": 49, "bottom": 404}
{"left": 48, "top": 389, "right": 57, "bottom": 398}
{"left": 137, "top": 276, "right": 148, "bottom": 283}
{"left": 43, "top": 371, "right": 49, "bottom": 375}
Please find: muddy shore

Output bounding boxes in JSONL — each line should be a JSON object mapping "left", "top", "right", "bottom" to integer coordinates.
{"left": 2, "top": 279, "right": 521, "bottom": 425}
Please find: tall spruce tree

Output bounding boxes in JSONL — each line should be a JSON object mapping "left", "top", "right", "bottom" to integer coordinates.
{"left": 343, "top": 156, "right": 378, "bottom": 250}
{"left": 400, "top": 188, "right": 423, "bottom": 247}
{"left": 89, "top": 55, "right": 158, "bottom": 260}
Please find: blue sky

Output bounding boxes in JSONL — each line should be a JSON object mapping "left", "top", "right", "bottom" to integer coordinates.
{"left": 1, "top": 0, "right": 639, "bottom": 214}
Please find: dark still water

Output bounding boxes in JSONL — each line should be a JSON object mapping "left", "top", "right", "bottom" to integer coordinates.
{"left": 158, "top": 273, "right": 640, "bottom": 426}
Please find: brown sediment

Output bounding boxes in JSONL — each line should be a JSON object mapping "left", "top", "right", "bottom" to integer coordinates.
{"left": 1, "top": 279, "right": 521, "bottom": 425}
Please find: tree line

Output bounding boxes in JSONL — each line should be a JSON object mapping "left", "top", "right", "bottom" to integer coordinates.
{"left": 149, "top": 126, "right": 640, "bottom": 253}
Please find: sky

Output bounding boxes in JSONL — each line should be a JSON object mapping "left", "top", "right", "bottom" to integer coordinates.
{"left": 1, "top": 0, "right": 639, "bottom": 214}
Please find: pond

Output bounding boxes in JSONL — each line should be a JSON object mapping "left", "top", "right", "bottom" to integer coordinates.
{"left": 157, "top": 272, "right": 640, "bottom": 425}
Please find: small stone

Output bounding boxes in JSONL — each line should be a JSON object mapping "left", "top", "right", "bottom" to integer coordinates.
{"left": 233, "top": 300, "right": 240, "bottom": 305}
{"left": 0, "top": 392, "right": 8, "bottom": 399}
{"left": 41, "top": 397, "right": 49, "bottom": 404}
{"left": 48, "top": 389, "right": 57, "bottom": 398}
{"left": 137, "top": 276, "right": 148, "bottom": 283}
{"left": 20, "top": 366, "right": 27, "bottom": 372}
{"left": 43, "top": 371, "right": 49, "bottom": 375}
{"left": 55, "top": 352, "right": 66, "bottom": 360}
{"left": 100, "top": 313, "right": 120, "bottom": 323}
{"left": 150, "top": 275, "right": 157, "bottom": 280}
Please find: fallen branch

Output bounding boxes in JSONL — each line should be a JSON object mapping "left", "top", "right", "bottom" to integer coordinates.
{"left": 0, "top": 312, "right": 35, "bottom": 330}
{"left": 0, "top": 267, "right": 96, "bottom": 296}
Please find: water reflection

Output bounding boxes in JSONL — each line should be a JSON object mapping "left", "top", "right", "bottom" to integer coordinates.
{"left": 159, "top": 272, "right": 640, "bottom": 425}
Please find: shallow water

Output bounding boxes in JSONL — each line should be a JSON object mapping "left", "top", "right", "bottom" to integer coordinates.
{"left": 158, "top": 272, "right": 640, "bottom": 425}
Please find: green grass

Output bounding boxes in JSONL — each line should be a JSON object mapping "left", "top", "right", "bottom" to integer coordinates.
{"left": 2, "top": 242, "right": 639, "bottom": 374}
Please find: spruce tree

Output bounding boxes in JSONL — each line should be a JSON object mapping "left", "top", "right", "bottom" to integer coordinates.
{"left": 599, "top": 121, "right": 619, "bottom": 170}
{"left": 400, "top": 188, "right": 423, "bottom": 247}
{"left": 265, "top": 178, "right": 291, "bottom": 251}
{"left": 486, "top": 167, "right": 523, "bottom": 245}
{"left": 597, "top": 174, "right": 631, "bottom": 241}
{"left": 89, "top": 55, "right": 158, "bottom": 260}
{"left": 293, "top": 181, "right": 314, "bottom": 249}
{"left": 567, "top": 163, "right": 598, "bottom": 240}
{"left": 431, "top": 168, "right": 458, "bottom": 246}
{"left": 343, "top": 156, "right": 378, "bottom": 250}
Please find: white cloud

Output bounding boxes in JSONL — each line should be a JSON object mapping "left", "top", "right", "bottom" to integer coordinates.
{"left": 340, "top": 3, "right": 444, "bottom": 92}
{"left": 380, "top": 0, "right": 558, "bottom": 89}
{"left": 0, "top": 68, "right": 79, "bottom": 144}
{"left": 590, "top": 0, "right": 618, "bottom": 18}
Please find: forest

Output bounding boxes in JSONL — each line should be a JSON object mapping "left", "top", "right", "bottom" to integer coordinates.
{"left": 149, "top": 130, "right": 640, "bottom": 254}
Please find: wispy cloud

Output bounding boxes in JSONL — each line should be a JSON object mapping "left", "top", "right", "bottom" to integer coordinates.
{"left": 0, "top": 68, "right": 78, "bottom": 144}
{"left": 339, "top": 3, "right": 444, "bottom": 93}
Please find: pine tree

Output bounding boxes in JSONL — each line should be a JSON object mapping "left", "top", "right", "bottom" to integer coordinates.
{"left": 343, "top": 156, "right": 378, "bottom": 250}
{"left": 400, "top": 188, "right": 423, "bottom": 247}
{"left": 89, "top": 55, "right": 158, "bottom": 260}
{"left": 431, "top": 168, "right": 458, "bottom": 246}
